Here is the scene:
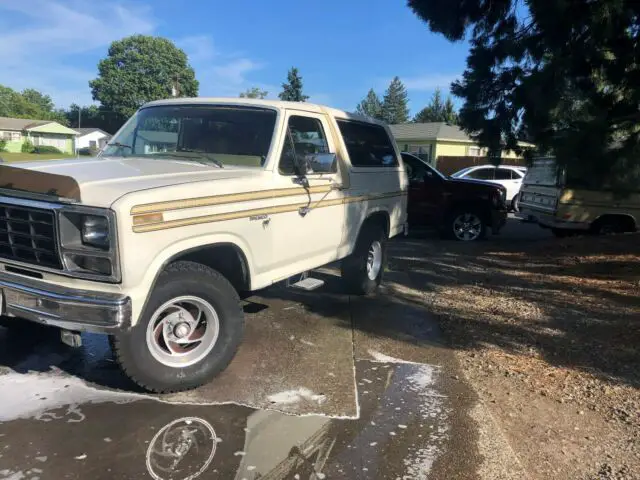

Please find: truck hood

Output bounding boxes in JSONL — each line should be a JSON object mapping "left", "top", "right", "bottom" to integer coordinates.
{"left": 446, "top": 176, "right": 506, "bottom": 192}
{"left": 0, "top": 156, "right": 261, "bottom": 208}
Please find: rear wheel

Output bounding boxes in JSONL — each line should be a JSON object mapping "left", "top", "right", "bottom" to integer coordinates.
{"left": 111, "top": 261, "right": 244, "bottom": 393}
{"left": 341, "top": 223, "right": 387, "bottom": 295}
{"left": 551, "top": 228, "right": 576, "bottom": 238}
{"left": 448, "top": 209, "right": 486, "bottom": 242}
{"left": 511, "top": 194, "right": 520, "bottom": 212}
{"left": 591, "top": 217, "right": 631, "bottom": 235}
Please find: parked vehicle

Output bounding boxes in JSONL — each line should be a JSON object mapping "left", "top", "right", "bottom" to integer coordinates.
{"left": 520, "top": 157, "right": 639, "bottom": 237}
{"left": 401, "top": 152, "right": 507, "bottom": 242}
{"left": 0, "top": 98, "right": 408, "bottom": 393}
{"left": 451, "top": 164, "right": 527, "bottom": 210}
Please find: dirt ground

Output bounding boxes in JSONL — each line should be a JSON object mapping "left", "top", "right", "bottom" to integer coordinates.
{"left": 390, "top": 227, "right": 640, "bottom": 480}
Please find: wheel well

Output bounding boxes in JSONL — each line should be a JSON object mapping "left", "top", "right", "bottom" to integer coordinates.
{"left": 168, "top": 243, "right": 250, "bottom": 293}
{"left": 591, "top": 214, "right": 637, "bottom": 232}
{"left": 362, "top": 211, "right": 390, "bottom": 238}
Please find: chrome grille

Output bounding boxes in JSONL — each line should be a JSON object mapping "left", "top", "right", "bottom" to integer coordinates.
{"left": 0, "top": 203, "right": 61, "bottom": 269}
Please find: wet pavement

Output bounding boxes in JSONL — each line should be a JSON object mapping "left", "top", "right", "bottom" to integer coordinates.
{"left": 0, "top": 242, "right": 485, "bottom": 480}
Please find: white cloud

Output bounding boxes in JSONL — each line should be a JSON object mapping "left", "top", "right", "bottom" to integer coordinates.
{"left": 0, "top": 0, "right": 155, "bottom": 107}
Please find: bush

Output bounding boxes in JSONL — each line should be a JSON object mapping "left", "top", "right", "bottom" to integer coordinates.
{"left": 21, "top": 139, "right": 35, "bottom": 153}
{"left": 0, "top": 139, "right": 6, "bottom": 152}
{"left": 34, "top": 145, "right": 62, "bottom": 154}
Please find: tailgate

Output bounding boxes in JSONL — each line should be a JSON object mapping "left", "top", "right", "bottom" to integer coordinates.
{"left": 520, "top": 185, "right": 559, "bottom": 213}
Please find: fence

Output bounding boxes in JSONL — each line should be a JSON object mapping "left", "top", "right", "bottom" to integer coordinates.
{"left": 435, "top": 155, "right": 528, "bottom": 175}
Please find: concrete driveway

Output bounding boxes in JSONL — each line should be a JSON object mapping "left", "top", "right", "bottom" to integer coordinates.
{"left": 0, "top": 218, "right": 538, "bottom": 480}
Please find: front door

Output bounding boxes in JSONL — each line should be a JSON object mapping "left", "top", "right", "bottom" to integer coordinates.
{"left": 268, "top": 111, "right": 346, "bottom": 282}
{"left": 402, "top": 153, "right": 443, "bottom": 225}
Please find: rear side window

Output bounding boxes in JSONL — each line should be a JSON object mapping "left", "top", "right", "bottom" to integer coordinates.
{"left": 494, "top": 168, "right": 514, "bottom": 180}
{"left": 468, "top": 168, "right": 495, "bottom": 180}
{"left": 337, "top": 120, "right": 398, "bottom": 167}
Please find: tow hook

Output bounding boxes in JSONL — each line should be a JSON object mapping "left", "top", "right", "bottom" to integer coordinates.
{"left": 60, "top": 329, "right": 83, "bottom": 348}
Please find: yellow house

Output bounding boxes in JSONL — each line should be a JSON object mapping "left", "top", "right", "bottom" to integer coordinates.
{"left": 389, "top": 122, "right": 531, "bottom": 171}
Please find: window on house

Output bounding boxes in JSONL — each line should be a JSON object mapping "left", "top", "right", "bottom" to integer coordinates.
{"left": 468, "top": 146, "right": 481, "bottom": 156}
{"left": 337, "top": 120, "right": 398, "bottom": 167}
{"left": 408, "top": 145, "right": 430, "bottom": 162}
{"left": 279, "top": 115, "right": 330, "bottom": 175}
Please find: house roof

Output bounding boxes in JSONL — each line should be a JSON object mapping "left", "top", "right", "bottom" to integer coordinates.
{"left": 73, "top": 127, "right": 111, "bottom": 137}
{"left": 0, "top": 116, "right": 79, "bottom": 136}
{"left": 0, "top": 116, "right": 50, "bottom": 131}
{"left": 389, "top": 122, "right": 475, "bottom": 143}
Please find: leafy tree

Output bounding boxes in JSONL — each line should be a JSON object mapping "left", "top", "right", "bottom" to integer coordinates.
{"left": 240, "top": 87, "right": 268, "bottom": 99}
{"left": 89, "top": 35, "right": 198, "bottom": 122}
{"left": 65, "top": 104, "right": 123, "bottom": 134}
{"left": 355, "top": 89, "right": 384, "bottom": 120}
{"left": 0, "top": 84, "right": 68, "bottom": 124}
{"left": 278, "top": 67, "right": 309, "bottom": 102}
{"left": 413, "top": 88, "right": 459, "bottom": 124}
{"left": 381, "top": 77, "right": 409, "bottom": 124}
{"left": 408, "top": 0, "right": 640, "bottom": 188}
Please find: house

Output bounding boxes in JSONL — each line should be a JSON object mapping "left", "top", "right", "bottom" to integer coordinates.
{"left": 0, "top": 117, "right": 78, "bottom": 154}
{"left": 74, "top": 128, "right": 111, "bottom": 151}
{"left": 389, "top": 122, "right": 533, "bottom": 173}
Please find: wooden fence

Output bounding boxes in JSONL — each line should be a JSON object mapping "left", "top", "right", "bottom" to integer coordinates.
{"left": 435, "top": 156, "right": 527, "bottom": 175}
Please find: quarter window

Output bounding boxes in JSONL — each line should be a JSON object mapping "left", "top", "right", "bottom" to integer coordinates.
{"left": 467, "top": 168, "right": 495, "bottom": 180}
{"left": 494, "top": 168, "right": 514, "bottom": 180}
{"left": 337, "top": 120, "right": 398, "bottom": 167}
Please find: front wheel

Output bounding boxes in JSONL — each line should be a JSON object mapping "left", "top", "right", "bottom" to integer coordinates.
{"left": 111, "top": 261, "right": 244, "bottom": 393}
{"left": 511, "top": 193, "right": 520, "bottom": 212}
{"left": 448, "top": 209, "right": 487, "bottom": 242}
{"left": 341, "top": 223, "right": 387, "bottom": 295}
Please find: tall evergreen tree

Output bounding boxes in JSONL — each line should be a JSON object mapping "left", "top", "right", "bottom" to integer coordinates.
{"left": 408, "top": 0, "right": 640, "bottom": 189}
{"left": 278, "top": 68, "right": 309, "bottom": 102}
{"left": 413, "top": 88, "right": 459, "bottom": 124}
{"left": 381, "top": 77, "right": 409, "bottom": 124}
{"left": 355, "top": 89, "right": 384, "bottom": 120}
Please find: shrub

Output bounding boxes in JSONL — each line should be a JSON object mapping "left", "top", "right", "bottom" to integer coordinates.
{"left": 0, "top": 139, "right": 6, "bottom": 152}
{"left": 21, "top": 139, "right": 35, "bottom": 153}
{"left": 34, "top": 145, "right": 62, "bottom": 154}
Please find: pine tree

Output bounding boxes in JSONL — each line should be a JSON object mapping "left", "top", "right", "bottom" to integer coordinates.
{"left": 355, "top": 89, "right": 384, "bottom": 120}
{"left": 413, "top": 88, "right": 458, "bottom": 124}
{"left": 278, "top": 67, "right": 309, "bottom": 102}
{"left": 381, "top": 77, "right": 409, "bottom": 124}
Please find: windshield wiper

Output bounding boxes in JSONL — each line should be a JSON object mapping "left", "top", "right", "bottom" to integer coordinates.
{"left": 174, "top": 149, "right": 224, "bottom": 168}
{"left": 107, "top": 141, "right": 133, "bottom": 150}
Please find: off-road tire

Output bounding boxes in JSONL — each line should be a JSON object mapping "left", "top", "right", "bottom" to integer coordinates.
{"left": 111, "top": 261, "right": 244, "bottom": 393}
{"left": 341, "top": 223, "right": 387, "bottom": 295}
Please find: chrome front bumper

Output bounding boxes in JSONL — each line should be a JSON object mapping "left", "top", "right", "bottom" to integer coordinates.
{"left": 0, "top": 271, "right": 131, "bottom": 333}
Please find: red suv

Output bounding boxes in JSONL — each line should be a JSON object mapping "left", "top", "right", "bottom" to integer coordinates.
{"left": 401, "top": 152, "right": 508, "bottom": 241}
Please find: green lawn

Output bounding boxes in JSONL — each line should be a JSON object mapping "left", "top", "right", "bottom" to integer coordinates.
{"left": 0, "top": 152, "right": 75, "bottom": 163}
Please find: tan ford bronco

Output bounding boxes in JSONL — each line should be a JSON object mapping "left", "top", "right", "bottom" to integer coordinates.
{"left": 0, "top": 98, "right": 408, "bottom": 392}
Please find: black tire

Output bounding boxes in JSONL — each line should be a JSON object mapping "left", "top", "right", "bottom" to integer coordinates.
{"left": 341, "top": 223, "right": 387, "bottom": 295}
{"left": 446, "top": 208, "right": 487, "bottom": 242}
{"left": 511, "top": 194, "right": 520, "bottom": 212}
{"left": 591, "top": 218, "right": 627, "bottom": 236}
{"left": 111, "top": 261, "right": 244, "bottom": 393}
{"left": 551, "top": 228, "right": 575, "bottom": 238}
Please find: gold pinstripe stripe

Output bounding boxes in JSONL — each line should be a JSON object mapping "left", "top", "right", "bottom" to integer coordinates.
{"left": 132, "top": 190, "right": 406, "bottom": 233}
{"left": 130, "top": 185, "right": 334, "bottom": 215}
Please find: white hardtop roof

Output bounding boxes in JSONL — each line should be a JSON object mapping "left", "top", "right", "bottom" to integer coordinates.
{"left": 464, "top": 164, "right": 527, "bottom": 170}
{"left": 143, "top": 97, "right": 387, "bottom": 127}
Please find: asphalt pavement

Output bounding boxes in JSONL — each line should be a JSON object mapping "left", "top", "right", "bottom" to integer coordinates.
{"left": 0, "top": 217, "right": 542, "bottom": 480}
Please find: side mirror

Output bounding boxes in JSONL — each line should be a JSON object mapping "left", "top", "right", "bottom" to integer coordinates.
{"left": 423, "top": 170, "right": 435, "bottom": 181}
{"left": 301, "top": 152, "right": 337, "bottom": 174}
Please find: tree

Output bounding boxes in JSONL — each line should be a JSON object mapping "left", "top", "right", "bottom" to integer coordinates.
{"left": 355, "top": 89, "right": 384, "bottom": 120}
{"left": 65, "top": 104, "right": 123, "bottom": 134}
{"left": 381, "top": 77, "right": 409, "bottom": 124}
{"left": 408, "top": 0, "right": 640, "bottom": 188}
{"left": 239, "top": 87, "right": 268, "bottom": 99}
{"left": 278, "top": 67, "right": 309, "bottom": 102}
{"left": 0, "top": 84, "right": 68, "bottom": 124}
{"left": 413, "top": 88, "right": 459, "bottom": 124}
{"left": 89, "top": 35, "right": 198, "bottom": 122}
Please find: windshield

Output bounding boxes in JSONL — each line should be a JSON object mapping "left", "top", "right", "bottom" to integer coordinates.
{"left": 100, "top": 104, "right": 278, "bottom": 168}
{"left": 523, "top": 158, "right": 560, "bottom": 186}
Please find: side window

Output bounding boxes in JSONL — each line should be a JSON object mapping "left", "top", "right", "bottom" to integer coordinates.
{"left": 279, "top": 115, "right": 330, "bottom": 175}
{"left": 401, "top": 154, "right": 426, "bottom": 181}
{"left": 468, "top": 168, "right": 495, "bottom": 180}
{"left": 494, "top": 168, "right": 513, "bottom": 180}
{"left": 337, "top": 120, "right": 398, "bottom": 167}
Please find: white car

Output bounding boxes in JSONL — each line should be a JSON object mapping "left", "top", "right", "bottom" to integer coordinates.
{"left": 451, "top": 164, "right": 527, "bottom": 210}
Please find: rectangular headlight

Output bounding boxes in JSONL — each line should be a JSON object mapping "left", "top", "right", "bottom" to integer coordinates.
{"left": 57, "top": 207, "right": 120, "bottom": 283}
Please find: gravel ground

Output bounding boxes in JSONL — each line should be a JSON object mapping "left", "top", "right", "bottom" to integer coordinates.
{"left": 390, "top": 227, "right": 640, "bottom": 480}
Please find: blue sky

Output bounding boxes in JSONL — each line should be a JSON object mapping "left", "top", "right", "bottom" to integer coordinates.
{"left": 0, "top": 0, "right": 470, "bottom": 115}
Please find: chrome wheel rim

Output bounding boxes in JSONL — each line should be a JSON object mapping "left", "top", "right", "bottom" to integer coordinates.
{"left": 453, "top": 213, "right": 483, "bottom": 241}
{"left": 366, "top": 241, "right": 383, "bottom": 280}
{"left": 146, "top": 296, "right": 220, "bottom": 368}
